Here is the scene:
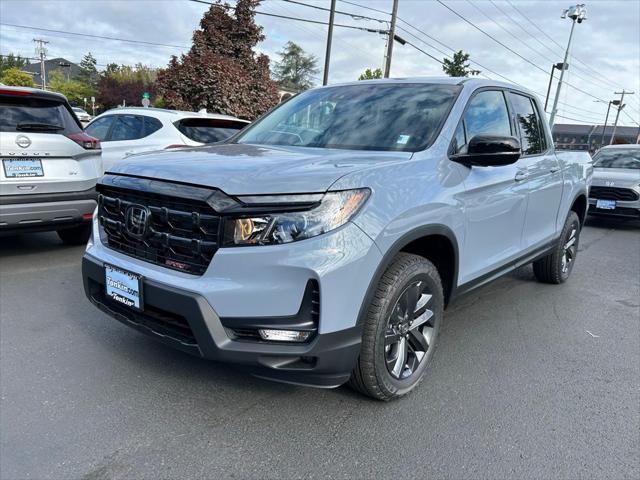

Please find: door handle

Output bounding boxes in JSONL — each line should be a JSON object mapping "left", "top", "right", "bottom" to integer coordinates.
{"left": 515, "top": 171, "right": 528, "bottom": 182}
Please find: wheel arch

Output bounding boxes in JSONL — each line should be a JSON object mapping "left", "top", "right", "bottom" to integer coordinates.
{"left": 570, "top": 192, "right": 588, "bottom": 226}
{"left": 356, "top": 225, "right": 460, "bottom": 327}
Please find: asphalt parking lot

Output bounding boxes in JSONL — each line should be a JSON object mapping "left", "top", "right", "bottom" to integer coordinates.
{"left": 1, "top": 217, "right": 638, "bottom": 480}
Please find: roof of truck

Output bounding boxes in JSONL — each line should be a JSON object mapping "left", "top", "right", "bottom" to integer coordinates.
{"left": 325, "top": 76, "right": 538, "bottom": 97}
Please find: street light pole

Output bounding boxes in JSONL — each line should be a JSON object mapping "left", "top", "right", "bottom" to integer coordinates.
{"left": 545, "top": 63, "right": 567, "bottom": 112}
{"left": 322, "top": 0, "right": 336, "bottom": 86}
{"left": 549, "top": 4, "right": 587, "bottom": 128}
{"left": 609, "top": 90, "right": 635, "bottom": 145}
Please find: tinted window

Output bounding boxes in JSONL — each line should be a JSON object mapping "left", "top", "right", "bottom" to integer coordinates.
{"left": 236, "top": 83, "right": 461, "bottom": 151}
{"left": 463, "top": 90, "right": 511, "bottom": 140}
{"left": 144, "top": 116, "right": 163, "bottom": 136}
{"left": 593, "top": 149, "right": 640, "bottom": 169}
{"left": 452, "top": 121, "right": 466, "bottom": 153}
{"left": 110, "top": 115, "right": 144, "bottom": 141}
{"left": 509, "top": 93, "right": 545, "bottom": 155}
{"left": 176, "top": 118, "right": 246, "bottom": 144}
{"left": 0, "top": 95, "right": 81, "bottom": 135}
{"left": 85, "top": 116, "right": 114, "bottom": 141}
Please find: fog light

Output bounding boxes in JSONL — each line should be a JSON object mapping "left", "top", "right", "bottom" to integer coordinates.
{"left": 258, "top": 329, "right": 311, "bottom": 342}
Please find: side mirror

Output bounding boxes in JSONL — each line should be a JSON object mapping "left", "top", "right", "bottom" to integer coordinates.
{"left": 451, "top": 135, "right": 521, "bottom": 167}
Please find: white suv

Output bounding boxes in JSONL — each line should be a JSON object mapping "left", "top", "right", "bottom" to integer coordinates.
{"left": 0, "top": 86, "right": 102, "bottom": 244}
{"left": 85, "top": 108, "right": 249, "bottom": 171}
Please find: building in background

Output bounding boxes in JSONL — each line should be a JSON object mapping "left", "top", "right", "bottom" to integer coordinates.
{"left": 22, "top": 57, "right": 81, "bottom": 88}
{"left": 552, "top": 123, "right": 640, "bottom": 152}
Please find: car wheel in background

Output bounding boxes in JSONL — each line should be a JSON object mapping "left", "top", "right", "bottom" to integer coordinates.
{"left": 57, "top": 224, "right": 92, "bottom": 245}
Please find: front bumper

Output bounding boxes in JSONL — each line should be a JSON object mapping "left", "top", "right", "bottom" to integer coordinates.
{"left": 82, "top": 254, "right": 362, "bottom": 387}
{"left": 588, "top": 198, "right": 640, "bottom": 218}
{"left": 0, "top": 188, "right": 97, "bottom": 234}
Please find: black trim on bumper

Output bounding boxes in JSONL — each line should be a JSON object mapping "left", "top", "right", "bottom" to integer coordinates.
{"left": 82, "top": 254, "right": 361, "bottom": 388}
{"left": 588, "top": 206, "right": 640, "bottom": 219}
{"left": 0, "top": 187, "right": 97, "bottom": 206}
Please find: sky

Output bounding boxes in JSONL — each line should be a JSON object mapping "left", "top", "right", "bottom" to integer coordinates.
{"left": 1, "top": 0, "right": 638, "bottom": 127}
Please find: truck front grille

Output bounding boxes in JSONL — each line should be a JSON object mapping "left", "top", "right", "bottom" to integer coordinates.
{"left": 97, "top": 183, "right": 221, "bottom": 275}
{"left": 589, "top": 186, "right": 639, "bottom": 201}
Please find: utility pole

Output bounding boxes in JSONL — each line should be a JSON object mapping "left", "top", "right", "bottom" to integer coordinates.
{"left": 322, "top": 0, "right": 336, "bottom": 86}
{"left": 383, "top": 0, "right": 399, "bottom": 78}
{"left": 609, "top": 90, "right": 635, "bottom": 145}
{"left": 33, "top": 38, "right": 49, "bottom": 90}
{"left": 599, "top": 100, "right": 619, "bottom": 148}
{"left": 549, "top": 4, "right": 587, "bottom": 128}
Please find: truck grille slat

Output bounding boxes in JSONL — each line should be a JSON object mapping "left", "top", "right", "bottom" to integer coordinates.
{"left": 589, "top": 186, "right": 639, "bottom": 201}
{"left": 97, "top": 185, "right": 221, "bottom": 275}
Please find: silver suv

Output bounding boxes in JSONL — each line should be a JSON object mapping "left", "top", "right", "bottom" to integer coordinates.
{"left": 0, "top": 86, "right": 102, "bottom": 244}
{"left": 82, "top": 78, "right": 592, "bottom": 400}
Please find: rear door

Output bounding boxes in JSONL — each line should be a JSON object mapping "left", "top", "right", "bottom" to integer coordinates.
{"left": 86, "top": 114, "right": 165, "bottom": 171}
{"left": 454, "top": 89, "right": 529, "bottom": 284}
{"left": 507, "top": 92, "right": 563, "bottom": 248}
{"left": 0, "top": 90, "right": 101, "bottom": 196}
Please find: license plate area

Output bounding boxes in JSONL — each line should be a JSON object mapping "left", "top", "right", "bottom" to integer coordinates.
{"left": 104, "top": 263, "right": 144, "bottom": 311}
{"left": 2, "top": 158, "right": 44, "bottom": 178}
{"left": 596, "top": 199, "right": 616, "bottom": 210}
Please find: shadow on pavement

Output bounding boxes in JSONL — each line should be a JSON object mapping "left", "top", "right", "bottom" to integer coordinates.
{"left": 584, "top": 215, "right": 640, "bottom": 231}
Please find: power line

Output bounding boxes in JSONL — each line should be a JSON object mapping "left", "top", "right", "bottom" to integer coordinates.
{"left": 1, "top": 23, "right": 190, "bottom": 50}
{"left": 338, "top": 0, "right": 390, "bottom": 17}
{"left": 189, "top": 0, "right": 383, "bottom": 32}
{"left": 434, "top": 1, "right": 610, "bottom": 105}
{"left": 277, "top": 0, "right": 387, "bottom": 24}
{"left": 504, "top": 0, "right": 630, "bottom": 93}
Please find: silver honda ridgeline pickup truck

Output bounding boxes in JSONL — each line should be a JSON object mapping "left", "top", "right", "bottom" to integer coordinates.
{"left": 82, "top": 78, "right": 592, "bottom": 400}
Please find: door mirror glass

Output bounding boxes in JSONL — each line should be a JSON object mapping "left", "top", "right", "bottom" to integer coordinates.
{"left": 451, "top": 135, "right": 521, "bottom": 166}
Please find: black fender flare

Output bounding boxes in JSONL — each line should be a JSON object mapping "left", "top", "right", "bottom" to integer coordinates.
{"left": 355, "top": 224, "right": 460, "bottom": 326}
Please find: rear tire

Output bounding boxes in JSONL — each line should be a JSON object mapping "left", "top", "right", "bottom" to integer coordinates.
{"left": 533, "top": 211, "right": 580, "bottom": 284}
{"left": 349, "top": 253, "right": 444, "bottom": 401}
{"left": 57, "top": 224, "right": 91, "bottom": 245}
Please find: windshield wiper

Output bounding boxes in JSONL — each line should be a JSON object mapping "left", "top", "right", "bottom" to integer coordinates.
{"left": 16, "top": 122, "right": 64, "bottom": 131}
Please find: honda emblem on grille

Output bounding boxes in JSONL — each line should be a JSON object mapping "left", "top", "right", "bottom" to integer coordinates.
{"left": 125, "top": 204, "right": 150, "bottom": 239}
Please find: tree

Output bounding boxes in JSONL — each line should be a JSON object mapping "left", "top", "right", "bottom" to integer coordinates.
{"left": 442, "top": 50, "right": 481, "bottom": 77}
{"left": 0, "top": 54, "right": 28, "bottom": 77}
{"left": 0, "top": 67, "right": 34, "bottom": 87}
{"left": 48, "top": 71, "right": 93, "bottom": 105}
{"left": 155, "top": 0, "right": 279, "bottom": 119}
{"left": 77, "top": 52, "right": 98, "bottom": 89}
{"left": 358, "top": 68, "right": 383, "bottom": 80}
{"left": 97, "top": 64, "right": 158, "bottom": 109}
{"left": 272, "top": 41, "right": 319, "bottom": 91}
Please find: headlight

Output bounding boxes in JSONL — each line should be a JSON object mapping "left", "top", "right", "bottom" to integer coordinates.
{"left": 222, "top": 189, "right": 370, "bottom": 246}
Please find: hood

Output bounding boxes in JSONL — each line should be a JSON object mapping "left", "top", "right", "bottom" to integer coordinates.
{"left": 592, "top": 167, "right": 640, "bottom": 188}
{"left": 106, "top": 143, "right": 412, "bottom": 195}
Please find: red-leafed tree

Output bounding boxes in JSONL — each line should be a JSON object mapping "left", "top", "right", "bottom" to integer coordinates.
{"left": 156, "top": 0, "right": 279, "bottom": 120}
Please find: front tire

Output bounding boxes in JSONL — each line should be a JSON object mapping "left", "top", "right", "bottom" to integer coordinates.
{"left": 349, "top": 253, "right": 444, "bottom": 401}
{"left": 533, "top": 211, "right": 580, "bottom": 284}
{"left": 57, "top": 224, "right": 92, "bottom": 245}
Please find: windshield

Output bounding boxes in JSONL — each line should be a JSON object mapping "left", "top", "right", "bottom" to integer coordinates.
{"left": 593, "top": 148, "right": 640, "bottom": 169}
{"left": 236, "top": 83, "right": 461, "bottom": 152}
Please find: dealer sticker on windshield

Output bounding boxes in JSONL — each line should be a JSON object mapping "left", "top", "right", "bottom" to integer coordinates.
{"left": 105, "top": 264, "right": 143, "bottom": 311}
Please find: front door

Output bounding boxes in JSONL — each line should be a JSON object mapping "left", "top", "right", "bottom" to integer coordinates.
{"left": 453, "top": 89, "right": 529, "bottom": 285}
